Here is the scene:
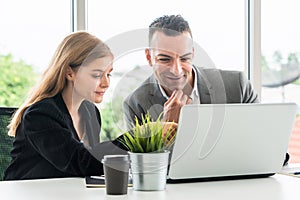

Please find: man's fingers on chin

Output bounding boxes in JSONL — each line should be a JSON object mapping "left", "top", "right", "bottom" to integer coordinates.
{"left": 181, "top": 95, "right": 188, "bottom": 103}
{"left": 187, "top": 98, "right": 193, "bottom": 104}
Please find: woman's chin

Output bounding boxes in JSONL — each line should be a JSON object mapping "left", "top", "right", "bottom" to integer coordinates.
{"left": 94, "top": 98, "right": 103, "bottom": 104}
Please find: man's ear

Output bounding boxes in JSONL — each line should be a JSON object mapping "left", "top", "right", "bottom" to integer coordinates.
{"left": 145, "top": 48, "right": 153, "bottom": 66}
{"left": 66, "top": 66, "right": 75, "bottom": 81}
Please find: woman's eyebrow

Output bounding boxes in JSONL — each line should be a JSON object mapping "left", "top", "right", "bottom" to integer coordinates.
{"left": 91, "top": 69, "right": 104, "bottom": 72}
{"left": 91, "top": 68, "right": 113, "bottom": 73}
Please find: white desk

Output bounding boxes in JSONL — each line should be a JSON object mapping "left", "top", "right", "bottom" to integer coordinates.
{"left": 0, "top": 174, "right": 299, "bottom": 200}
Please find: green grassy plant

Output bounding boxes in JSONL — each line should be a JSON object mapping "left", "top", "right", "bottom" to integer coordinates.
{"left": 118, "top": 113, "right": 175, "bottom": 153}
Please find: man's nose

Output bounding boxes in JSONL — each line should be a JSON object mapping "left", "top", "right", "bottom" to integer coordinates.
{"left": 170, "top": 58, "right": 183, "bottom": 75}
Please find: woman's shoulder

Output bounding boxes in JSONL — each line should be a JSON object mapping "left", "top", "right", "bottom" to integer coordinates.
{"left": 24, "top": 94, "right": 69, "bottom": 121}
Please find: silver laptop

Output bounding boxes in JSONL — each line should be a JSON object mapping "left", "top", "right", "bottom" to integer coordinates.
{"left": 167, "top": 103, "right": 298, "bottom": 182}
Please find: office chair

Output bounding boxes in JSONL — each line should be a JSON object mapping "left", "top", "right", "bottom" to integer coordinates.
{"left": 0, "top": 107, "right": 17, "bottom": 181}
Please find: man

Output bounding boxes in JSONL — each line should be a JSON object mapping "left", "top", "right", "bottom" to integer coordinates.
{"left": 123, "top": 14, "right": 259, "bottom": 128}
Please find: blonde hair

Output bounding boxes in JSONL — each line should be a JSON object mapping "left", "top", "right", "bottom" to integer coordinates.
{"left": 8, "top": 31, "right": 112, "bottom": 136}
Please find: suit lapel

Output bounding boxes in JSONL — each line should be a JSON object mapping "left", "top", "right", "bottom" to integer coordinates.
{"left": 79, "top": 101, "right": 100, "bottom": 148}
{"left": 194, "top": 66, "right": 212, "bottom": 104}
{"left": 147, "top": 75, "right": 167, "bottom": 119}
{"left": 148, "top": 75, "right": 167, "bottom": 104}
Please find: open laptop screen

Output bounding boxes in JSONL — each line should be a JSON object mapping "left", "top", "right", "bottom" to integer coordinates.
{"left": 168, "top": 103, "right": 297, "bottom": 182}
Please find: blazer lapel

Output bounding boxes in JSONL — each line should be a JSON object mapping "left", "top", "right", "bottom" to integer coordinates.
{"left": 79, "top": 101, "right": 100, "bottom": 148}
{"left": 194, "top": 66, "right": 212, "bottom": 104}
{"left": 147, "top": 75, "right": 167, "bottom": 119}
{"left": 148, "top": 74, "right": 167, "bottom": 104}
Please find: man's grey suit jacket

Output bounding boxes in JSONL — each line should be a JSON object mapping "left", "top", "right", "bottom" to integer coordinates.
{"left": 123, "top": 66, "right": 259, "bottom": 128}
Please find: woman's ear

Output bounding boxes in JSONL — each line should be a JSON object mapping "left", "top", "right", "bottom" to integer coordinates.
{"left": 66, "top": 66, "right": 75, "bottom": 81}
{"left": 145, "top": 48, "right": 153, "bottom": 66}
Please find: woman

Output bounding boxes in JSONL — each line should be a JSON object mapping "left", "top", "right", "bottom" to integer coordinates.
{"left": 4, "top": 31, "right": 126, "bottom": 180}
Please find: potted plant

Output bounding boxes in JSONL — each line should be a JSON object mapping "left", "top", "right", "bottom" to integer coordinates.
{"left": 118, "top": 112, "right": 176, "bottom": 191}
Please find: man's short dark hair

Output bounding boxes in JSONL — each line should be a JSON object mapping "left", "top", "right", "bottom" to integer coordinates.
{"left": 149, "top": 15, "right": 192, "bottom": 44}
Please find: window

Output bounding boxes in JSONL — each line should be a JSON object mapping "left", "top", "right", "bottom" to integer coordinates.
{"left": 0, "top": 0, "right": 70, "bottom": 107}
{"left": 88, "top": 0, "right": 246, "bottom": 72}
{"left": 261, "top": 0, "right": 300, "bottom": 163}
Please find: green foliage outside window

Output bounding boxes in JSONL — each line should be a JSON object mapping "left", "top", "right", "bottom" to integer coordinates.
{"left": 100, "top": 104, "right": 123, "bottom": 141}
{"left": 261, "top": 51, "right": 300, "bottom": 87}
{"left": 0, "top": 54, "right": 37, "bottom": 107}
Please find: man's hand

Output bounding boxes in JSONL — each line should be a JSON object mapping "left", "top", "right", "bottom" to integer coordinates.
{"left": 162, "top": 122, "right": 178, "bottom": 145}
{"left": 139, "top": 122, "right": 177, "bottom": 144}
{"left": 162, "top": 90, "right": 192, "bottom": 123}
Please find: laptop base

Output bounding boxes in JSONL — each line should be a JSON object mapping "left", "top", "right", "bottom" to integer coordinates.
{"left": 167, "top": 173, "right": 275, "bottom": 184}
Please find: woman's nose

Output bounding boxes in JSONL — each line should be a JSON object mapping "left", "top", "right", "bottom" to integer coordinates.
{"left": 99, "top": 74, "right": 110, "bottom": 88}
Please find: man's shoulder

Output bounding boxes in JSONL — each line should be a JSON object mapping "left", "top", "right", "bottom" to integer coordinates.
{"left": 124, "top": 75, "right": 156, "bottom": 102}
{"left": 197, "top": 67, "right": 244, "bottom": 82}
{"left": 198, "top": 66, "right": 243, "bottom": 76}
